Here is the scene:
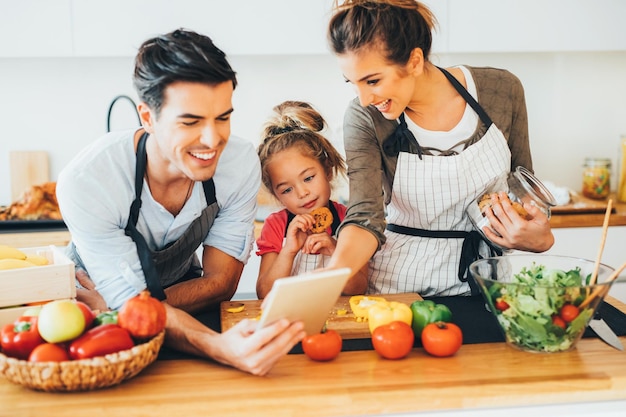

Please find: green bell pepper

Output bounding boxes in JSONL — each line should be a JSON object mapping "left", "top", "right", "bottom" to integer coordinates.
{"left": 94, "top": 310, "right": 118, "bottom": 326}
{"left": 410, "top": 300, "right": 453, "bottom": 338}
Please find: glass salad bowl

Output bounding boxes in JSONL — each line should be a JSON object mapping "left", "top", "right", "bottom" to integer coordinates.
{"left": 469, "top": 255, "right": 616, "bottom": 353}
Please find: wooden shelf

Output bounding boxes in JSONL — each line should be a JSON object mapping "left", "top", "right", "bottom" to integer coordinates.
{"left": 0, "top": 230, "right": 71, "bottom": 248}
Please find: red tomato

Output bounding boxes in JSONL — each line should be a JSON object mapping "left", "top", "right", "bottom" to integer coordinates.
{"left": 74, "top": 301, "right": 95, "bottom": 330}
{"left": 552, "top": 315, "right": 567, "bottom": 329}
{"left": 28, "top": 343, "right": 69, "bottom": 362}
{"left": 302, "top": 330, "right": 342, "bottom": 361}
{"left": 421, "top": 322, "right": 463, "bottom": 357}
{"left": 371, "top": 321, "right": 414, "bottom": 360}
{"left": 495, "top": 298, "right": 510, "bottom": 311}
{"left": 559, "top": 304, "right": 580, "bottom": 323}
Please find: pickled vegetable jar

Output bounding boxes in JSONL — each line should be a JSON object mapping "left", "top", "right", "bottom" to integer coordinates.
{"left": 618, "top": 136, "right": 626, "bottom": 203}
{"left": 582, "top": 158, "right": 611, "bottom": 199}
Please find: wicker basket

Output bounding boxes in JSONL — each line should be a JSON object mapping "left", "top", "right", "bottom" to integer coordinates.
{"left": 0, "top": 331, "right": 164, "bottom": 392}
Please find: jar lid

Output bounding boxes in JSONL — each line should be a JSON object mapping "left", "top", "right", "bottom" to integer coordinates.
{"left": 584, "top": 157, "right": 612, "bottom": 167}
{"left": 512, "top": 166, "right": 558, "bottom": 207}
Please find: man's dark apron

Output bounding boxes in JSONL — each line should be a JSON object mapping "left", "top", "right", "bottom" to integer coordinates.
{"left": 124, "top": 132, "right": 219, "bottom": 300}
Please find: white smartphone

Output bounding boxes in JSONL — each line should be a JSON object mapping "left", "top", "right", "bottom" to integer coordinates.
{"left": 256, "top": 267, "right": 352, "bottom": 335}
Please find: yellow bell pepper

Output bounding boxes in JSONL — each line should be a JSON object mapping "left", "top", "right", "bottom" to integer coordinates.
{"left": 367, "top": 301, "right": 413, "bottom": 334}
{"left": 349, "top": 295, "right": 387, "bottom": 318}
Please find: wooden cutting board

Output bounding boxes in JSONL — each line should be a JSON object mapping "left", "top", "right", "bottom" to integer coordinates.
{"left": 221, "top": 293, "right": 422, "bottom": 340}
{"left": 551, "top": 192, "right": 615, "bottom": 215}
{"left": 9, "top": 151, "right": 49, "bottom": 202}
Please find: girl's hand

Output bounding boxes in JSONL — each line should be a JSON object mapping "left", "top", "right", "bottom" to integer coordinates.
{"left": 482, "top": 192, "right": 554, "bottom": 252}
{"left": 283, "top": 214, "right": 314, "bottom": 254}
{"left": 302, "top": 232, "right": 337, "bottom": 256}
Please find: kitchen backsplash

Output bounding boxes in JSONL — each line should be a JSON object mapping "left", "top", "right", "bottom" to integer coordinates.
{"left": 1, "top": 51, "right": 625, "bottom": 205}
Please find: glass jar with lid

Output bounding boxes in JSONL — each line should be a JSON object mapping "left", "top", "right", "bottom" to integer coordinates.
{"left": 466, "top": 166, "right": 557, "bottom": 251}
{"left": 618, "top": 136, "right": 626, "bottom": 203}
{"left": 582, "top": 158, "right": 611, "bottom": 200}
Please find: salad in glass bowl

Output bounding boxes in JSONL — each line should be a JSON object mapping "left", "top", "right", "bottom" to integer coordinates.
{"left": 469, "top": 255, "right": 616, "bottom": 353}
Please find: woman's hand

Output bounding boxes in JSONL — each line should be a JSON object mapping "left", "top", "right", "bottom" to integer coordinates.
{"left": 212, "top": 318, "right": 305, "bottom": 376}
{"left": 302, "top": 232, "right": 336, "bottom": 256}
{"left": 75, "top": 269, "right": 108, "bottom": 311}
{"left": 482, "top": 192, "right": 554, "bottom": 252}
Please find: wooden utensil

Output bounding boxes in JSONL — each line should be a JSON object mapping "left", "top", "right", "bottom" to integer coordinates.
{"left": 579, "top": 261, "right": 626, "bottom": 309}
{"left": 589, "top": 199, "right": 613, "bottom": 286}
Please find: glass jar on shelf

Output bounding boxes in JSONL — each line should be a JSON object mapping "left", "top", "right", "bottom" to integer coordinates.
{"left": 618, "top": 136, "right": 626, "bottom": 203}
{"left": 582, "top": 157, "right": 611, "bottom": 200}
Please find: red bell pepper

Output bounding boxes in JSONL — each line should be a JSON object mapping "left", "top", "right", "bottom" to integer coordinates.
{"left": 68, "top": 323, "right": 134, "bottom": 360}
{"left": 1, "top": 316, "right": 45, "bottom": 360}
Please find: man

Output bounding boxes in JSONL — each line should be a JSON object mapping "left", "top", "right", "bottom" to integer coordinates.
{"left": 57, "top": 29, "right": 304, "bottom": 376}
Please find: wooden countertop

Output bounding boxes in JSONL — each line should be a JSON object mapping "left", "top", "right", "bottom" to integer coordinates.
{"left": 550, "top": 193, "right": 626, "bottom": 228}
{"left": 3, "top": 297, "right": 626, "bottom": 417}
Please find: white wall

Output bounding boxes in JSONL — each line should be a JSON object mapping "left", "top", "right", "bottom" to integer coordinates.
{"left": 2, "top": 51, "right": 626, "bottom": 206}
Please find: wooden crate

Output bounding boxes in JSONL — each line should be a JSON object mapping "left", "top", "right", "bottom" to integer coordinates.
{"left": 0, "top": 246, "right": 75, "bottom": 309}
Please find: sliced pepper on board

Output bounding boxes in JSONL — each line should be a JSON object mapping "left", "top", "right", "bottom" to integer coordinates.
{"left": 368, "top": 301, "right": 413, "bottom": 334}
{"left": 349, "top": 295, "right": 387, "bottom": 318}
{"left": 0, "top": 316, "right": 45, "bottom": 360}
{"left": 410, "top": 300, "right": 453, "bottom": 338}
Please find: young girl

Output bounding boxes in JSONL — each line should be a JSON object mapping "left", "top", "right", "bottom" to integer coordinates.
{"left": 255, "top": 101, "right": 365, "bottom": 298}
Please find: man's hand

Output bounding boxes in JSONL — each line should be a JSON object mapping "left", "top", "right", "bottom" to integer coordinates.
{"left": 213, "top": 318, "right": 305, "bottom": 376}
{"left": 75, "top": 269, "right": 108, "bottom": 311}
{"left": 163, "top": 305, "right": 305, "bottom": 376}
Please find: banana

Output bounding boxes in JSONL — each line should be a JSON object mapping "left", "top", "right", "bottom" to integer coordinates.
{"left": 0, "top": 245, "right": 27, "bottom": 260}
{"left": 25, "top": 254, "right": 49, "bottom": 266}
{"left": 0, "top": 258, "right": 37, "bottom": 270}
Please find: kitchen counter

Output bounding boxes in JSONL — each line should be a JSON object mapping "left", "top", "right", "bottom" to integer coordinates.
{"left": 2, "top": 297, "right": 626, "bottom": 417}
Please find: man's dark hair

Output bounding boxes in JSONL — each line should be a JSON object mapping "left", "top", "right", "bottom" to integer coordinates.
{"left": 133, "top": 28, "right": 238, "bottom": 116}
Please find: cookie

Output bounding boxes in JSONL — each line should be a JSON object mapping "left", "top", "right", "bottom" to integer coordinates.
{"left": 511, "top": 201, "right": 530, "bottom": 219}
{"left": 478, "top": 193, "right": 529, "bottom": 219}
{"left": 310, "top": 207, "right": 333, "bottom": 234}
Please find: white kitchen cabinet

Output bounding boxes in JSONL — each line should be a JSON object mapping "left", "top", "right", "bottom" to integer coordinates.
{"left": 0, "top": 0, "right": 73, "bottom": 57}
{"left": 5, "top": 0, "right": 623, "bottom": 58}
{"left": 446, "top": 0, "right": 626, "bottom": 53}
{"left": 72, "top": 0, "right": 333, "bottom": 57}
{"left": 546, "top": 226, "right": 626, "bottom": 302}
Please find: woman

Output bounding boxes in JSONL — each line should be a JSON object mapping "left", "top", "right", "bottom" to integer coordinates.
{"left": 325, "top": 0, "right": 554, "bottom": 296}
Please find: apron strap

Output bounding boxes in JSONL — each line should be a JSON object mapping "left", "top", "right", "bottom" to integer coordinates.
{"left": 124, "top": 132, "right": 167, "bottom": 300}
{"left": 386, "top": 224, "right": 502, "bottom": 295}
{"left": 437, "top": 66, "right": 493, "bottom": 128}
{"left": 382, "top": 113, "right": 423, "bottom": 158}
{"left": 383, "top": 66, "right": 493, "bottom": 158}
{"left": 202, "top": 177, "right": 217, "bottom": 206}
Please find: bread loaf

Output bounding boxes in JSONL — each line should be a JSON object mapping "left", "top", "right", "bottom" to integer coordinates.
{"left": 0, "top": 182, "right": 62, "bottom": 221}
